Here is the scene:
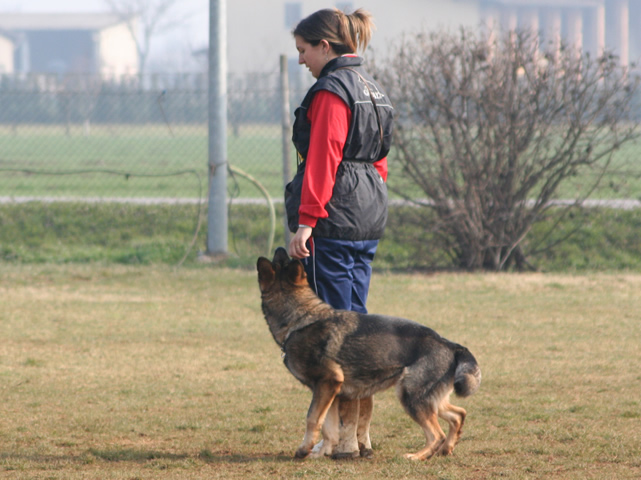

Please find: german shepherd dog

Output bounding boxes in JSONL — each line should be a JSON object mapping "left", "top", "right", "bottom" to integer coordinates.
{"left": 257, "top": 248, "right": 481, "bottom": 460}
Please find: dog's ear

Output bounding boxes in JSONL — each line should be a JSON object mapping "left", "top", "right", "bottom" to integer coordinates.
{"left": 257, "top": 257, "right": 275, "bottom": 291}
{"left": 287, "top": 259, "right": 308, "bottom": 286}
{"left": 272, "top": 247, "right": 290, "bottom": 265}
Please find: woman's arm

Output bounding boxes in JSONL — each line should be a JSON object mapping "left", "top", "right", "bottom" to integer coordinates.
{"left": 289, "top": 90, "right": 350, "bottom": 258}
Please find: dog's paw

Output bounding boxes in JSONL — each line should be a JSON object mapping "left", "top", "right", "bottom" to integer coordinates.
{"left": 310, "top": 440, "right": 324, "bottom": 455}
{"left": 331, "top": 450, "right": 360, "bottom": 460}
{"left": 309, "top": 440, "right": 337, "bottom": 458}
{"left": 294, "top": 447, "right": 310, "bottom": 459}
{"left": 403, "top": 452, "right": 422, "bottom": 461}
{"left": 359, "top": 447, "right": 374, "bottom": 458}
{"left": 438, "top": 444, "right": 454, "bottom": 456}
{"left": 309, "top": 440, "right": 327, "bottom": 458}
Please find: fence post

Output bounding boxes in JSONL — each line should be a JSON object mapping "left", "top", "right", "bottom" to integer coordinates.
{"left": 280, "top": 55, "right": 292, "bottom": 248}
{"left": 207, "top": 0, "right": 228, "bottom": 255}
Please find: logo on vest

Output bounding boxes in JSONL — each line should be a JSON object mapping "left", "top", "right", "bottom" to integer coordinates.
{"left": 358, "top": 77, "right": 385, "bottom": 100}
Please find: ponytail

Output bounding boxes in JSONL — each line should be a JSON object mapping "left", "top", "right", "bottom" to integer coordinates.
{"left": 293, "top": 8, "right": 376, "bottom": 55}
{"left": 339, "top": 9, "right": 374, "bottom": 53}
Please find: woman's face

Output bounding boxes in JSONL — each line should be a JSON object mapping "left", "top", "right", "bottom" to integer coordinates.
{"left": 295, "top": 35, "right": 330, "bottom": 79}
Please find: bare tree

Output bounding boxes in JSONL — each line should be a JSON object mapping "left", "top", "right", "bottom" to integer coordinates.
{"left": 103, "top": 0, "right": 191, "bottom": 74}
{"left": 376, "top": 28, "right": 640, "bottom": 271}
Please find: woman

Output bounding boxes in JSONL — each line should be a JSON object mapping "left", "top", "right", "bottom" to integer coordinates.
{"left": 286, "top": 7, "right": 394, "bottom": 314}
{"left": 284, "top": 7, "right": 394, "bottom": 459}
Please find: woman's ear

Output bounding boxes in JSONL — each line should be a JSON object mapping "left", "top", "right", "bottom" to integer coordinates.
{"left": 319, "top": 39, "right": 331, "bottom": 54}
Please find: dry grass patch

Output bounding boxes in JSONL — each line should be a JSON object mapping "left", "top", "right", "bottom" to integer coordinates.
{"left": 0, "top": 264, "right": 640, "bottom": 479}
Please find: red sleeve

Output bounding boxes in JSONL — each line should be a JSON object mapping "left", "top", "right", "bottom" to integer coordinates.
{"left": 298, "top": 90, "right": 351, "bottom": 228}
{"left": 374, "top": 157, "right": 388, "bottom": 182}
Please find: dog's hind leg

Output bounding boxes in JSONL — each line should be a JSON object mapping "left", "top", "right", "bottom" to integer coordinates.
{"left": 356, "top": 396, "right": 374, "bottom": 458}
{"left": 332, "top": 398, "right": 360, "bottom": 459}
{"left": 403, "top": 411, "right": 446, "bottom": 461}
{"left": 437, "top": 400, "right": 466, "bottom": 456}
{"left": 295, "top": 363, "right": 344, "bottom": 459}
{"left": 398, "top": 370, "right": 447, "bottom": 461}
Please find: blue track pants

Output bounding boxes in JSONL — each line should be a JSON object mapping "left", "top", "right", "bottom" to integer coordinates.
{"left": 301, "top": 237, "right": 378, "bottom": 314}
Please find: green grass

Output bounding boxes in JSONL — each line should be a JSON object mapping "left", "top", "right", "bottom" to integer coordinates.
{"left": 2, "top": 202, "right": 641, "bottom": 271}
{"left": 0, "top": 264, "right": 640, "bottom": 479}
{"left": 0, "top": 124, "right": 287, "bottom": 199}
{"left": 0, "top": 202, "right": 280, "bottom": 266}
{"left": 2, "top": 124, "right": 641, "bottom": 201}
{"left": 0, "top": 202, "right": 207, "bottom": 264}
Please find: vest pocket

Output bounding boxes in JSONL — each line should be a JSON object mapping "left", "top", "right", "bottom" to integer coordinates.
{"left": 322, "top": 163, "right": 387, "bottom": 240}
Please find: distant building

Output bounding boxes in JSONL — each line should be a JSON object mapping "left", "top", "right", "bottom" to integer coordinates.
{"left": 480, "top": 0, "right": 641, "bottom": 67}
{"left": 0, "top": 13, "right": 139, "bottom": 77}
{"left": 0, "top": 30, "right": 13, "bottom": 74}
{"left": 220, "top": 0, "right": 640, "bottom": 75}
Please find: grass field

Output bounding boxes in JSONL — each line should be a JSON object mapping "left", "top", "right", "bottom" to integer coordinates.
{"left": 2, "top": 202, "right": 641, "bottom": 271}
{"left": 1, "top": 264, "right": 640, "bottom": 479}
{"left": 0, "top": 124, "right": 285, "bottom": 199}
{"left": 1, "top": 123, "right": 641, "bottom": 201}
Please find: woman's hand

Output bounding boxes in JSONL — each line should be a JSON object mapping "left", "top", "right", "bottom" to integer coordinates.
{"left": 289, "top": 226, "right": 312, "bottom": 259}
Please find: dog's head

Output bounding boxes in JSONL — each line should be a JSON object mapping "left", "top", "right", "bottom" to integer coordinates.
{"left": 257, "top": 247, "right": 308, "bottom": 293}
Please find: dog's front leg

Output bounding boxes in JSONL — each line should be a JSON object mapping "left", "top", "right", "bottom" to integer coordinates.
{"left": 309, "top": 398, "right": 340, "bottom": 458}
{"left": 296, "top": 371, "right": 343, "bottom": 459}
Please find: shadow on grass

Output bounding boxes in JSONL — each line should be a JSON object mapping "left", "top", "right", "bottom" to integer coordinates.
{"left": 88, "top": 448, "right": 189, "bottom": 462}
{"left": 0, "top": 448, "right": 294, "bottom": 468}
{"left": 89, "top": 448, "right": 295, "bottom": 464}
{"left": 198, "top": 449, "right": 293, "bottom": 464}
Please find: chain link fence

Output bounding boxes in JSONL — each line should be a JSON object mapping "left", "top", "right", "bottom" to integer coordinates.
{"left": 0, "top": 71, "right": 317, "bottom": 264}
{"left": 0, "top": 72, "right": 300, "bottom": 200}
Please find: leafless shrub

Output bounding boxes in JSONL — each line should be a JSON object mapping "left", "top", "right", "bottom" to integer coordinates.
{"left": 376, "top": 28, "right": 640, "bottom": 270}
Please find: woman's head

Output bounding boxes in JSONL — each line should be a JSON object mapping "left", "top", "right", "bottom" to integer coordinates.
{"left": 293, "top": 8, "right": 375, "bottom": 55}
{"left": 293, "top": 8, "right": 375, "bottom": 78}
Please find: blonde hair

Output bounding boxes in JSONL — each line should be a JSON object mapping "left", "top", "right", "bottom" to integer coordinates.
{"left": 293, "top": 8, "right": 375, "bottom": 55}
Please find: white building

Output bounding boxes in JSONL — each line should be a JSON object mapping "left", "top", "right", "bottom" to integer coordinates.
{"left": 0, "top": 31, "right": 13, "bottom": 74}
{"left": 0, "top": 13, "right": 139, "bottom": 77}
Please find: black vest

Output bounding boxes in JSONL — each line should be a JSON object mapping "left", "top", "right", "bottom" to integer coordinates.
{"left": 285, "top": 56, "right": 394, "bottom": 240}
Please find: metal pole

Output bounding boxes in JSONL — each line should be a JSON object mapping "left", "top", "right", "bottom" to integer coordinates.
{"left": 279, "top": 54, "right": 292, "bottom": 247}
{"left": 207, "top": 0, "right": 228, "bottom": 255}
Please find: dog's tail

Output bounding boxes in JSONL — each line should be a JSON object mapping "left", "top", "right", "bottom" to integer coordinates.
{"left": 454, "top": 347, "right": 481, "bottom": 397}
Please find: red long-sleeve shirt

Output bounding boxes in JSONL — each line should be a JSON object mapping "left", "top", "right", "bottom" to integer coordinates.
{"left": 299, "top": 90, "right": 388, "bottom": 228}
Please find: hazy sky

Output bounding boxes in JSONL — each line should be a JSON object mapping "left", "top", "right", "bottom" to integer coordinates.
{"left": 0, "top": 0, "right": 211, "bottom": 68}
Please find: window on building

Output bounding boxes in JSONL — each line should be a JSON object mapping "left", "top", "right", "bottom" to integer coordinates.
{"left": 285, "top": 2, "right": 302, "bottom": 29}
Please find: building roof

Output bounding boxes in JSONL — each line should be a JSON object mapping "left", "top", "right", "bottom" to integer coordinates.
{"left": 0, "top": 13, "right": 128, "bottom": 31}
